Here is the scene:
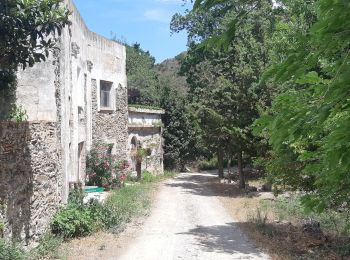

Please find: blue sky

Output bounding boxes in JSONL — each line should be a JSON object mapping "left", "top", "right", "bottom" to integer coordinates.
{"left": 74, "top": 0, "right": 192, "bottom": 63}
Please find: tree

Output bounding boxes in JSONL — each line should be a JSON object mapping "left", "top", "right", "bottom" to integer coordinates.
{"left": 124, "top": 41, "right": 199, "bottom": 171}
{"left": 156, "top": 56, "right": 200, "bottom": 170}
{"left": 0, "top": 0, "right": 70, "bottom": 71}
{"left": 172, "top": 0, "right": 274, "bottom": 186}
{"left": 254, "top": 0, "right": 350, "bottom": 214}
{"left": 126, "top": 43, "right": 160, "bottom": 105}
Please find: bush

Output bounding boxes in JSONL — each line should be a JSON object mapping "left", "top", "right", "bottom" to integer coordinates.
{"left": 198, "top": 157, "right": 218, "bottom": 170}
{"left": 0, "top": 239, "right": 26, "bottom": 260}
{"left": 51, "top": 189, "right": 97, "bottom": 238}
{"left": 29, "top": 233, "right": 63, "bottom": 259}
{"left": 142, "top": 170, "right": 156, "bottom": 183}
{"left": 51, "top": 170, "right": 174, "bottom": 239}
{"left": 102, "top": 184, "right": 151, "bottom": 232}
{"left": 51, "top": 205, "right": 95, "bottom": 238}
{"left": 274, "top": 195, "right": 350, "bottom": 235}
{"left": 86, "top": 144, "right": 130, "bottom": 189}
{"left": 164, "top": 170, "right": 177, "bottom": 178}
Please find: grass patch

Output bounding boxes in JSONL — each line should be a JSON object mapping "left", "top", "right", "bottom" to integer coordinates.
{"left": 51, "top": 170, "right": 176, "bottom": 239}
{"left": 0, "top": 233, "right": 63, "bottom": 260}
{"left": 274, "top": 195, "right": 350, "bottom": 236}
{"left": 1, "top": 171, "right": 176, "bottom": 259}
{"left": 29, "top": 233, "right": 63, "bottom": 259}
{"left": 102, "top": 182, "right": 153, "bottom": 233}
{"left": 246, "top": 195, "right": 350, "bottom": 259}
{"left": 51, "top": 184, "right": 153, "bottom": 238}
{"left": 0, "top": 239, "right": 26, "bottom": 260}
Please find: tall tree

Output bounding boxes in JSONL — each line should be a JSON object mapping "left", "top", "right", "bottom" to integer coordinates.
{"left": 172, "top": 0, "right": 274, "bottom": 186}
{"left": 126, "top": 43, "right": 160, "bottom": 105}
{"left": 255, "top": 0, "right": 350, "bottom": 214}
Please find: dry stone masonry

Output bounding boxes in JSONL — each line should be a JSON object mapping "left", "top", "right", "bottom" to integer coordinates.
{"left": 0, "top": 122, "right": 62, "bottom": 244}
{"left": 0, "top": 0, "right": 164, "bottom": 245}
{"left": 128, "top": 107, "right": 165, "bottom": 175}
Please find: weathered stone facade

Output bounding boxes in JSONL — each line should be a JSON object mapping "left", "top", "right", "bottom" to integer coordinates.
{"left": 0, "top": 121, "right": 62, "bottom": 244}
{"left": 0, "top": 0, "right": 128, "bottom": 244}
{"left": 91, "top": 79, "right": 128, "bottom": 158}
{"left": 128, "top": 107, "right": 165, "bottom": 175}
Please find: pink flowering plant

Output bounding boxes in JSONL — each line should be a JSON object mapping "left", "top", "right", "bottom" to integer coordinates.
{"left": 86, "top": 144, "right": 130, "bottom": 189}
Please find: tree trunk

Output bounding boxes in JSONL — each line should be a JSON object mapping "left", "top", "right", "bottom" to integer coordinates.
{"left": 227, "top": 157, "right": 232, "bottom": 182}
{"left": 217, "top": 149, "right": 224, "bottom": 179}
{"left": 136, "top": 159, "right": 142, "bottom": 180}
{"left": 237, "top": 151, "right": 245, "bottom": 189}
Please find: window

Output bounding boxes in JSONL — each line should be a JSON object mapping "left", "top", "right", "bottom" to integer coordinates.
{"left": 100, "top": 81, "right": 112, "bottom": 109}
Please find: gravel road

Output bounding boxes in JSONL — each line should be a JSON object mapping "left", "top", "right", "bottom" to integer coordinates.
{"left": 118, "top": 172, "right": 270, "bottom": 260}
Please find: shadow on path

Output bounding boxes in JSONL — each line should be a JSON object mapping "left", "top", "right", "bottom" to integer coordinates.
{"left": 177, "top": 222, "right": 265, "bottom": 257}
{"left": 165, "top": 172, "right": 259, "bottom": 198}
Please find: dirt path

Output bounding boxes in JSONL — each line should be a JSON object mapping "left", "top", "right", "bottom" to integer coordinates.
{"left": 118, "top": 172, "right": 269, "bottom": 260}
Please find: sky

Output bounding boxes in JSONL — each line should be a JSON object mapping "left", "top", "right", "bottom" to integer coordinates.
{"left": 74, "top": 0, "right": 192, "bottom": 63}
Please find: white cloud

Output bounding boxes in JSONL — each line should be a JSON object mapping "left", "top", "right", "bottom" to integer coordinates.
{"left": 144, "top": 9, "right": 171, "bottom": 22}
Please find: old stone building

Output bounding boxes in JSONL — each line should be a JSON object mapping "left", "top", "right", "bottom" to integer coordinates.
{"left": 0, "top": 0, "right": 130, "bottom": 244}
{"left": 128, "top": 106, "right": 165, "bottom": 175}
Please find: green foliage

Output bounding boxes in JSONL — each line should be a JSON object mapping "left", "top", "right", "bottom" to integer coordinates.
{"left": 135, "top": 148, "right": 147, "bottom": 159}
{"left": 0, "top": 239, "right": 26, "bottom": 260}
{"left": 253, "top": 0, "right": 350, "bottom": 212}
{"left": 160, "top": 87, "right": 200, "bottom": 170}
{"left": 86, "top": 145, "right": 130, "bottom": 189}
{"left": 99, "top": 184, "right": 152, "bottom": 233}
{"left": 51, "top": 179, "right": 158, "bottom": 238}
{"left": 126, "top": 43, "right": 160, "bottom": 105}
{"left": 163, "top": 170, "right": 177, "bottom": 178}
{"left": 128, "top": 104, "right": 163, "bottom": 110}
{"left": 0, "top": 0, "right": 70, "bottom": 70}
{"left": 9, "top": 104, "right": 28, "bottom": 122}
{"left": 142, "top": 170, "right": 155, "bottom": 183}
{"left": 198, "top": 157, "right": 218, "bottom": 171}
{"left": 51, "top": 202, "right": 95, "bottom": 238}
{"left": 172, "top": 0, "right": 274, "bottom": 182}
{"left": 195, "top": 0, "right": 350, "bottom": 213}
{"left": 29, "top": 233, "right": 63, "bottom": 260}
{"left": 124, "top": 38, "right": 199, "bottom": 170}
{"left": 274, "top": 195, "right": 350, "bottom": 235}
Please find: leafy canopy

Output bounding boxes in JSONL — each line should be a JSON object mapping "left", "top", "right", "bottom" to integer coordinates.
{"left": 0, "top": 0, "right": 70, "bottom": 70}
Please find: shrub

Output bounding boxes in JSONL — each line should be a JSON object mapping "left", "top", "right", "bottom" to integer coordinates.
{"left": 142, "top": 170, "right": 156, "bottom": 183}
{"left": 29, "top": 233, "right": 63, "bottom": 259}
{"left": 51, "top": 170, "right": 172, "bottom": 239}
{"left": 164, "top": 170, "right": 177, "bottom": 178}
{"left": 274, "top": 195, "right": 350, "bottom": 235}
{"left": 51, "top": 189, "right": 97, "bottom": 238}
{"left": 198, "top": 157, "right": 218, "bottom": 170}
{"left": 86, "top": 145, "right": 130, "bottom": 189}
{"left": 102, "top": 184, "right": 151, "bottom": 232}
{"left": 51, "top": 205, "right": 95, "bottom": 238}
{"left": 0, "top": 239, "right": 26, "bottom": 260}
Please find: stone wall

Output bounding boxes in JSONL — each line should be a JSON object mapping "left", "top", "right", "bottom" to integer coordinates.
{"left": 91, "top": 79, "right": 128, "bottom": 159}
{"left": 128, "top": 127, "right": 164, "bottom": 175}
{"left": 0, "top": 121, "right": 62, "bottom": 244}
{"left": 128, "top": 108, "right": 164, "bottom": 175}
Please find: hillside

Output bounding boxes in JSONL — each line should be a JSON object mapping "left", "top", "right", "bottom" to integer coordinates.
{"left": 155, "top": 53, "right": 188, "bottom": 97}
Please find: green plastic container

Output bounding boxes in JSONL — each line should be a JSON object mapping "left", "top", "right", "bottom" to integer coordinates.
{"left": 84, "top": 187, "right": 105, "bottom": 193}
